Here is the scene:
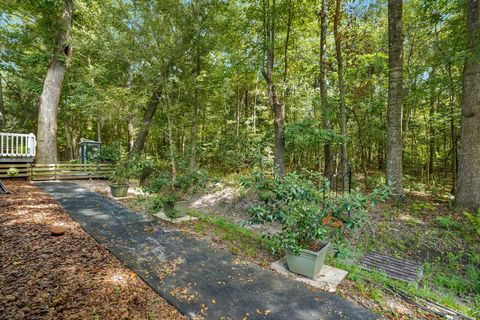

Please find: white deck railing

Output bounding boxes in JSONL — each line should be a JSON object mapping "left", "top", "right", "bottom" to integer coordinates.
{"left": 0, "top": 133, "right": 36, "bottom": 158}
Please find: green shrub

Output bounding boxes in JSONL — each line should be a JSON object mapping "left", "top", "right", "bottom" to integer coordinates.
{"left": 244, "top": 171, "right": 389, "bottom": 256}
{"left": 143, "top": 171, "right": 171, "bottom": 193}
{"left": 109, "top": 154, "right": 148, "bottom": 184}
{"left": 434, "top": 216, "right": 462, "bottom": 231}
{"left": 150, "top": 194, "right": 175, "bottom": 211}
{"left": 98, "top": 141, "right": 123, "bottom": 163}
{"left": 465, "top": 210, "right": 480, "bottom": 236}
{"left": 174, "top": 169, "right": 209, "bottom": 193}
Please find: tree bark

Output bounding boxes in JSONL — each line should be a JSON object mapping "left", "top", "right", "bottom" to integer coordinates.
{"left": 428, "top": 76, "right": 437, "bottom": 177}
{"left": 64, "top": 125, "right": 73, "bottom": 160}
{"left": 386, "top": 0, "right": 404, "bottom": 196}
{"left": 319, "top": 0, "right": 333, "bottom": 176}
{"left": 131, "top": 87, "right": 161, "bottom": 155}
{"left": 190, "top": 52, "right": 201, "bottom": 170}
{"left": 456, "top": 0, "right": 480, "bottom": 211}
{"left": 262, "top": 0, "right": 285, "bottom": 177}
{"left": 127, "top": 116, "right": 135, "bottom": 153}
{"left": 167, "top": 112, "right": 177, "bottom": 182}
{"left": 334, "top": 0, "right": 348, "bottom": 190}
{"left": 36, "top": 0, "right": 73, "bottom": 164}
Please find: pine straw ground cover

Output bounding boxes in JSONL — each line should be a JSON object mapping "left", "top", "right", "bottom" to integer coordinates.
{"left": 0, "top": 180, "right": 186, "bottom": 320}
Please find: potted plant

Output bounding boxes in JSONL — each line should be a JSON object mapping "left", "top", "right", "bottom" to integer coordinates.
{"left": 266, "top": 198, "right": 332, "bottom": 279}
{"left": 151, "top": 194, "right": 189, "bottom": 219}
{"left": 109, "top": 155, "right": 143, "bottom": 197}
{"left": 109, "top": 165, "right": 129, "bottom": 197}
{"left": 247, "top": 172, "right": 388, "bottom": 279}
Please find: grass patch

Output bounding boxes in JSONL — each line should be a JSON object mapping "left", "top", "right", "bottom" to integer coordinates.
{"left": 186, "top": 210, "right": 278, "bottom": 264}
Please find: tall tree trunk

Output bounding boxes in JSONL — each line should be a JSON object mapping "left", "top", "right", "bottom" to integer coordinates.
{"left": 65, "top": 125, "right": 73, "bottom": 160}
{"left": 253, "top": 75, "right": 258, "bottom": 134}
{"left": 262, "top": 0, "right": 285, "bottom": 177}
{"left": 97, "top": 115, "right": 103, "bottom": 143}
{"left": 127, "top": 116, "right": 135, "bottom": 153}
{"left": 386, "top": 0, "right": 404, "bottom": 196}
{"left": 283, "top": 0, "right": 293, "bottom": 85}
{"left": 132, "top": 88, "right": 161, "bottom": 155}
{"left": 36, "top": 0, "right": 73, "bottom": 164}
{"left": 236, "top": 82, "right": 240, "bottom": 137}
{"left": 167, "top": 112, "right": 177, "bottom": 182}
{"left": 448, "top": 78, "right": 457, "bottom": 194}
{"left": 0, "top": 74, "right": 4, "bottom": 131}
{"left": 334, "top": 0, "right": 348, "bottom": 190}
{"left": 428, "top": 79, "right": 436, "bottom": 176}
{"left": 319, "top": 0, "right": 333, "bottom": 176}
{"left": 456, "top": 0, "right": 480, "bottom": 211}
{"left": 190, "top": 53, "right": 201, "bottom": 170}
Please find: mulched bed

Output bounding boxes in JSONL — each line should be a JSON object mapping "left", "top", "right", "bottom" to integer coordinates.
{"left": 0, "top": 180, "right": 186, "bottom": 320}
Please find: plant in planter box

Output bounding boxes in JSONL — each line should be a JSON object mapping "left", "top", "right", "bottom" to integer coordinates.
{"left": 150, "top": 194, "right": 181, "bottom": 218}
{"left": 162, "top": 187, "right": 190, "bottom": 218}
{"left": 247, "top": 171, "right": 389, "bottom": 279}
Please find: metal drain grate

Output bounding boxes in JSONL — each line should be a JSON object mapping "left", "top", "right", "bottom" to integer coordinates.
{"left": 360, "top": 252, "right": 423, "bottom": 282}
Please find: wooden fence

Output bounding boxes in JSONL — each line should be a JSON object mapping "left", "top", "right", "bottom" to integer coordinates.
{"left": 0, "top": 163, "right": 113, "bottom": 180}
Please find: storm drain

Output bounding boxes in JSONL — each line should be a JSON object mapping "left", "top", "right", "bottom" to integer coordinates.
{"left": 360, "top": 252, "right": 423, "bottom": 282}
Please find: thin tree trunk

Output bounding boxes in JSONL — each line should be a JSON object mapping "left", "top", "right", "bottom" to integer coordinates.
{"left": 127, "top": 116, "right": 135, "bottom": 153}
{"left": 167, "top": 112, "right": 177, "bottom": 182}
{"left": 428, "top": 80, "right": 436, "bottom": 176}
{"left": 236, "top": 82, "right": 240, "bottom": 137}
{"left": 253, "top": 76, "right": 258, "bottom": 134}
{"left": 386, "top": 0, "right": 404, "bottom": 196}
{"left": 448, "top": 78, "right": 457, "bottom": 193}
{"left": 283, "top": 0, "right": 293, "bottom": 85}
{"left": 334, "top": 0, "right": 348, "bottom": 190}
{"left": 132, "top": 87, "right": 161, "bottom": 155}
{"left": 97, "top": 115, "right": 103, "bottom": 143}
{"left": 456, "top": 0, "right": 480, "bottom": 211}
{"left": 71, "top": 125, "right": 78, "bottom": 159}
{"left": 190, "top": 52, "right": 201, "bottom": 170}
{"left": 36, "top": 0, "right": 73, "bottom": 164}
{"left": 64, "top": 125, "right": 73, "bottom": 160}
{"left": 319, "top": 0, "right": 333, "bottom": 176}
{"left": 262, "top": 0, "right": 285, "bottom": 177}
{"left": 0, "top": 74, "right": 4, "bottom": 131}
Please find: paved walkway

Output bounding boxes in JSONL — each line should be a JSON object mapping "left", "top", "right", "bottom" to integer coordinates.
{"left": 37, "top": 182, "right": 378, "bottom": 320}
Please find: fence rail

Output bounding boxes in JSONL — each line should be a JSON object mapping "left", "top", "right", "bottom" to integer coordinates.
{"left": 0, "top": 133, "right": 36, "bottom": 158}
{"left": 0, "top": 163, "right": 113, "bottom": 180}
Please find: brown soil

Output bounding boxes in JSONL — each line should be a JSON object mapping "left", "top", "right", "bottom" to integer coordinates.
{"left": 0, "top": 180, "right": 186, "bottom": 320}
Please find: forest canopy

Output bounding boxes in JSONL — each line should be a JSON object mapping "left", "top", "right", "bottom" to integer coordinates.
{"left": 0, "top": 0, "right": 479, "bottom": 211}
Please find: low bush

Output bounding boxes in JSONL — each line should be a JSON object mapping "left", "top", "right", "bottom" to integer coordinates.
{"left": 242, "top": 171, "right": 389, "bottom": 256}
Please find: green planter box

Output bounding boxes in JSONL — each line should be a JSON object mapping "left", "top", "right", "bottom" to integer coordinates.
{"left": 164, "top": 200, "right": 191, "bottom": 218}
{"left": 110, "top": 184, "right": 129, "bottom": 197}
{"left": 285, "top": 242, "right": 330, "bottom": 279}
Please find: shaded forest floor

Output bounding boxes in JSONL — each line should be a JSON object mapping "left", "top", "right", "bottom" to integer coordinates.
{"left": 0, "top": 181, "right": 186, "bottom": 320}
{"left": 115, "top": 172, "right": 479, "bottom": 319}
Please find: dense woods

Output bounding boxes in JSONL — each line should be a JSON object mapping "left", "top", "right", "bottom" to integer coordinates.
{"left": 1, "top": 0, "right": 480, "bottom": 318}
{"left": 1, "top": 0, "right": 479, "bottom": 210}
